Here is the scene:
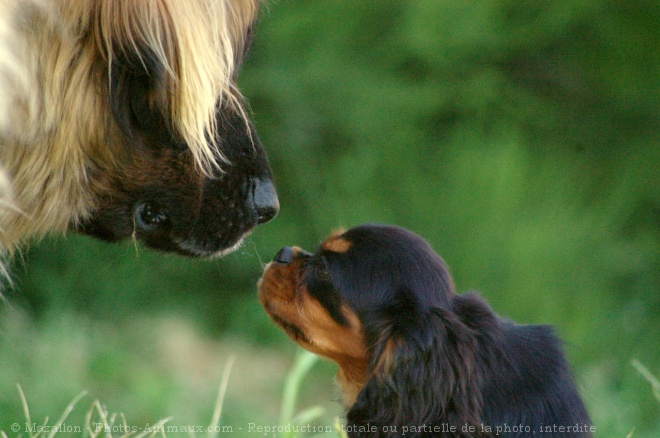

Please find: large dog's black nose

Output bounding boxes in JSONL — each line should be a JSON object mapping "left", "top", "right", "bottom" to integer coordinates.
{"left": 253, "top": 178, "right": 279, "bottom": 224}
{"left": 274, "top": 246, "right": 293, "bottom": 264}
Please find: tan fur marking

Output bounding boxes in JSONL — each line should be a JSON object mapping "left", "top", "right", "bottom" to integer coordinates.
{"left": 321, "top": 233, "right": 352, "bottom": 253}
{"left": 373, "top": 338, "right": 398, "bottom": 376}
{"left": 336, "top": 358, "right": 369, "bottom": 407}
{"left": 258, "top": 252, "right": 369, "bottom": 406}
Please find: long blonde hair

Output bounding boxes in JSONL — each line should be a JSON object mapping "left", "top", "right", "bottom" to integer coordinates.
{"left": 0, "top": 0, "right": 260, "bottom": 262}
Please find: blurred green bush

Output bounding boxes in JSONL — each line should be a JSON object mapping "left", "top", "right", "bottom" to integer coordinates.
{"left": 1, "top": 0, "right": 658, "bottom": 435}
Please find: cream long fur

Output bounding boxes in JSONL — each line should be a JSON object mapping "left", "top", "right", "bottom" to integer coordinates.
{"left": 0, "top": 0, "right": 260, "bottom": 270}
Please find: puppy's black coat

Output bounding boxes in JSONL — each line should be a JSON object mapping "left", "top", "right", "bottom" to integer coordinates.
{"left": 259, "top": 224, "right": 592, "bottom": 437}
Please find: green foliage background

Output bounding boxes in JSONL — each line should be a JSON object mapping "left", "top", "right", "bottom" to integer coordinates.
{"left": 1, "top": 0, "right": 658, "bottom": 435}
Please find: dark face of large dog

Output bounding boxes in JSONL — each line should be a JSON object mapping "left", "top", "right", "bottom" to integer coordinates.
{"left": 78, "top": 104, "right": 278, "bottom": 258}
{"left": 77, "top": 9, "right": 278, "bottom": 258}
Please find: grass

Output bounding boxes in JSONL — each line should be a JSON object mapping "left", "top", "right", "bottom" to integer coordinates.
{"left": 631, "top": 359, "right": 660, "bottom": 403}
{"left": 2, "top": 348, "right": 343, "bottom": 438}
{"left": 0, "top": 307, "right": 658, "bottom": 437}
{"left": 6, "top": 352, "right": 658, "bottom": 437}
{"left": 10, "top": 390, "right": 172, "bottom": 437}
{"left": 0, "top": 308, "right": 343, "bottom": 437}
{"left": 279, "top": 351, "right": 323, "bottom": 431}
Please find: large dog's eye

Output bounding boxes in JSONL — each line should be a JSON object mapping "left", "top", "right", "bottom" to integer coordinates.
{"left": 134, "top": 202, "right": 168, "bottom": 231}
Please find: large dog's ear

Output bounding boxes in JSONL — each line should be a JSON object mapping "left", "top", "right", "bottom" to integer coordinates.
{"left": 347, "top": 290, "right": 483, "bottom": 435}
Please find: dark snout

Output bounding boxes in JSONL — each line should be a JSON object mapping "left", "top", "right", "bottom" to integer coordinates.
{"left": 252, "top": 178, "right": 279, "bottom": 224}
{"left": 274, "top": 246, "right": 293, "bottom": 264}
{"left": 78, "top": 92, "right": 280, "bottom": 258}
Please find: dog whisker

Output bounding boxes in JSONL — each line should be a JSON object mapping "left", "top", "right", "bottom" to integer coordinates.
{"left": 130, "top": 216, "right": 140, "bottom": 259}
{"left": 241, "top": 238, "right": 265, "bottom": 268}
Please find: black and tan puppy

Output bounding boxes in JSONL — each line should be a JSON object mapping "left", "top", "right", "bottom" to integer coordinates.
{"left": 258, "top": 224, "right": 592, "bottom": 437}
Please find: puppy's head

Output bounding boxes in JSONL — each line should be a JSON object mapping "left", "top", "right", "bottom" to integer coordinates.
{"left": 257, "top": 241, "right": 366, "bottom": 372}
{"left": 72, "top": 0, "right": 278, "bottom": 257}
{"left": 259, "top": 225, "right": 481, "bottom": 411}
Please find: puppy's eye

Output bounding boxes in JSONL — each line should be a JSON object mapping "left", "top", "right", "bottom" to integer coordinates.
{"left": 313, "top": 256, "right": 332, "bottom": 282}
{"left": 317, "top": 266, "right": 330, "bottom": 281}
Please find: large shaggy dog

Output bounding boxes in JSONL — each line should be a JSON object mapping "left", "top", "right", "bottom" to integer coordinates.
{"left": 259, "top": 225, "right": 592, "bottom": 437}
{"left": 0, "top": 0, "right": 278, "bottom": 273}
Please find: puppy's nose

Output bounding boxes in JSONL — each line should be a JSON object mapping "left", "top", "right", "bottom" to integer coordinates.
{"left": 273, "top": 246, "right": 293, "bottom": 264}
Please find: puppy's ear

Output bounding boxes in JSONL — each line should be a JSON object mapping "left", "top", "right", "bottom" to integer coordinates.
{"left": 347, "top": 290, "right": 483, "bottom": 433}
